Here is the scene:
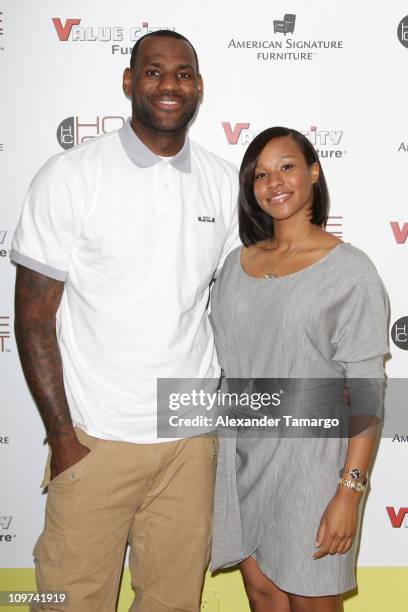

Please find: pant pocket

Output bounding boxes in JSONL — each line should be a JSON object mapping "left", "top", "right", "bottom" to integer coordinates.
{"left": 41, "top": 429, "right": 101, "bottom": 488}
{"left": 33, "top": 531, "right": 65, "bottom": 594}
{"left": 48, "top": 448, "right": 96, "bottom": 487}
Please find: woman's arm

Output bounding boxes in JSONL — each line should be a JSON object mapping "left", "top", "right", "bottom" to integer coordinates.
{"left": 314, "top": 358, "right": 385, "bottom": 559}
{"left": 314, "top": 255, "right": 389, "bottom": 559}
{"left": 313, "top": 432, "right": 378, "bottom": 559}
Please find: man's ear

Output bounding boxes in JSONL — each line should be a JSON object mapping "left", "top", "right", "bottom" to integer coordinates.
{"left": 197, "top": 74, "right": 204, "bottom": 100}
{"left": 123, "top": 67, "right": 132, "bottom": 98}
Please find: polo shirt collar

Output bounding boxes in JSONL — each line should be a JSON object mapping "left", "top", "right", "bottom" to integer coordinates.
{"left": 119, "top": 118, "right": 191, "bottom": 173}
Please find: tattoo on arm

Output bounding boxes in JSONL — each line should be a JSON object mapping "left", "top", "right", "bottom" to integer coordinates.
{"left": 14, "top": 265, "right": 75, "bottom": 446}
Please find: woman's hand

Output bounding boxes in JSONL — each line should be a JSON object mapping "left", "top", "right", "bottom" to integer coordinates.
{"left": 313, "top": 486, "right": 361, "bottom": 559}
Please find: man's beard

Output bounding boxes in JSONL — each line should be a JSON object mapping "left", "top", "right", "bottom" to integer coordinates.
{"left": 131, "top": 94, "right": 198, "bottom": 133}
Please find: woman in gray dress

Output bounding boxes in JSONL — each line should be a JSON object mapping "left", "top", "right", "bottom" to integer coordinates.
{"left": 210, "top": 127, "right": 389, "bottom": 611}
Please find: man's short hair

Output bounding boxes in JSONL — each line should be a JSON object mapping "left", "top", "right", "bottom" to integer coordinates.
{"left": 130, "top": 30, "right": 199, "bottom": 72}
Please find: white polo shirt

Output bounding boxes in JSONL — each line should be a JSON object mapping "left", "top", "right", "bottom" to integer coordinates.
{"left": 11, "top": 119, "right": 240, "bottom": 443}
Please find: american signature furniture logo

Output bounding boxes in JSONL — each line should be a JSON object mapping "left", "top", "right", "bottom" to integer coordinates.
{"left": 227, "top": 15, "right": 343, "bottom": 61}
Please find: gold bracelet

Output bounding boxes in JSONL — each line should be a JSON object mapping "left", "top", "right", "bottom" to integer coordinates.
{"left": 338, "top": 477, "right": 366, "bottom": 493}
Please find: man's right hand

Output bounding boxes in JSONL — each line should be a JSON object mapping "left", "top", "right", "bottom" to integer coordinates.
{"left": 14, "top": 265, "right": 88, "bottom": 482}
{"left": 50, "top": 438, "right": 91, "bottom": 481}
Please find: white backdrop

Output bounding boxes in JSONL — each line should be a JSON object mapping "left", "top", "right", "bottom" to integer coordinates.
{"left": 1, "top": 0, "right": 407, "bottom": 570}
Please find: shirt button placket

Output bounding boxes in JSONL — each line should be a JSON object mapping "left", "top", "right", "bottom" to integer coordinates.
{"left": 160, "top": 162, "right": 174, "bottom": 212}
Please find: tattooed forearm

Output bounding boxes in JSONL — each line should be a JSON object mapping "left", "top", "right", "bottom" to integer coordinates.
{"left": 14, "top": 265, "right": 76, "bottom": 447}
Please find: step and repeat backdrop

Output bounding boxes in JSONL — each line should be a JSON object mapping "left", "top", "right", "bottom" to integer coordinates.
{"left": 0, "top": 1, "right": 407, "bottom": 610}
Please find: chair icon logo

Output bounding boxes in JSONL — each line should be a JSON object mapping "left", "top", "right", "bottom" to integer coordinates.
{"left": 273, "top": 14, "right": 296, "bottom": 35}
{"left": 397, "top": 15, "right": 408, "bottom": 49}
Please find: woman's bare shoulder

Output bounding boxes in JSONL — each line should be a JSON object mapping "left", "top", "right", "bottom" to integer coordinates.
{"left": 314, "top": 228, "right": 343, "bottom": 249}
{"left": 241, "top": 240, "right": 271, "bottom": 259}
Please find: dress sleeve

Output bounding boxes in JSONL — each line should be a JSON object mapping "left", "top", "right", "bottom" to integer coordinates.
{"left": 10, "top": 155, "right": 85, "bottom": 281}
{"left": 209, "top": 267, "right": 228, "bottom": 371}
{"left": 332, "top": 260, "right": 390, "bottom": 422}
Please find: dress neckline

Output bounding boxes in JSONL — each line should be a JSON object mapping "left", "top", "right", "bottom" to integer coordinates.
{"left": 238, "top": 242, "right": 349, "bottom": 282}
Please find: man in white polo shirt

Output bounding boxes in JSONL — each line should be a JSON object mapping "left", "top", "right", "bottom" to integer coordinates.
{"left": 12, "top": 30, "right": 239, "bottom": 611}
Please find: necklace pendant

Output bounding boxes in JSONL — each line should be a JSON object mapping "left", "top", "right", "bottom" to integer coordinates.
{"left": 264, "top": 272, "right": 276, "bottom": 279}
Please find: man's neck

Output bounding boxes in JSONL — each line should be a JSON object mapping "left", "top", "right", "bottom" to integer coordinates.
{"left": 130, "top": 118, "right": 186, "bottom": 157}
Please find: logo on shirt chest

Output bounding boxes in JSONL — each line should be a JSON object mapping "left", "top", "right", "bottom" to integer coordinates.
{"left": 198, "top": 216, "right": 215, "bottom": 223}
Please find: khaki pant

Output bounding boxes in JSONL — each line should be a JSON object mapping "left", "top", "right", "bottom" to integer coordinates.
{"left": 32, "top": 429, "right": 217, "bottom": 612}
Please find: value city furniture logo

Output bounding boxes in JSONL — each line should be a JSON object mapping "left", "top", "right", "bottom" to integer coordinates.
{"left": 227, "top": 14, "right": 343, "bottom": 62}
{"left": 0, "top": 516, "right": 11, "bottom": 529}
{"left": 390, "top": 222, "right": 408, "bottom": 244}
{"left": 386, "top": 507, "right": 408, "bottom": 528}
{"left": 0, "top": 435, "right": 10, "bottom": 444}
{"left": 397, "top": 15, "right": 408, "bottom": 49}
{"left": 391, "top": 317, "right": 408, "bottom": 351}
{"left": 222, "top": 123, "right": 346, "bottom": 159}
{"left": 56, "top": 115, "right": 126, "bottom": 150}
{"left": 303, "top": 126, "right": 345, "bottom": 158}
{"left": 52, "top": 18, "right": 175, "bottom": 57}
{"left": 0, "top": 229, "right": 8, "bottom": 259}
{"left": 0, "top": 516, "right": 15, "bottom": 542}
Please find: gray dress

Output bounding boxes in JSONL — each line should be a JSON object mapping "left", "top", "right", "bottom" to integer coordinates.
{"left": 209, "top": 242, "right": 389, "bottom": 596}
